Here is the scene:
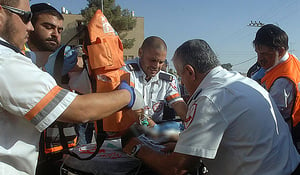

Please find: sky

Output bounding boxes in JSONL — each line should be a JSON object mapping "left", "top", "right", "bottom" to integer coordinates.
{"left": 29, "top": 0, "right": 300, "bottom": 73}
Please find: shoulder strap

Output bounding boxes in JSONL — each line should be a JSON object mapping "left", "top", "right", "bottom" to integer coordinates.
{"left": 67, "top": 120, "right": 107, "bottom": 160}
{"left": 57, "top": 122, "right": 70, "bottom": 153}
{"left": 159, "top": 72, "right": 173, "bottom": 82}
{"left": 82, "top": 54, "right": 97, "bottom": 93}
{"left": 58, "top": 26, "right": 107, "bottom": 161}
{"left": 53, "top": 45, "right": 67, "bottom": 86}
{"left": 53, "top": 26, "right": 87, "bottom": 86}
{"left": 127, "top": 63, "right": 140, "bottom": 71}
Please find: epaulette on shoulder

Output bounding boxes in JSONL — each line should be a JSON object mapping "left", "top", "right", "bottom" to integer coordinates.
{"left": 159, "top": 72, "right": 173, "bottom": 82}
{"left": 126, "top": 63, "right": 140, "bottom": 71}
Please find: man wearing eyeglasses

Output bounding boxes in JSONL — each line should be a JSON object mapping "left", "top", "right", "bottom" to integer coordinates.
{"left": 0, "top": 1, "right": 33, "bottom": 50}
{"left": 0, "top": 0, "right": 144, "bottom": 175}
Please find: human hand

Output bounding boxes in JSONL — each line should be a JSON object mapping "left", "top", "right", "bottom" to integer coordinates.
{"left": 44, "top": 45, "right": 78, "bottom": 76}
{"left": 148, "top": 118, "right": 156, "bottom": 127}
{"left": 62, "top": 46, "right": 78, "bottom": 75}
{"left": 161, "top": 142, "right": 176, "bottom": 153}
{"left": 122, "top": 137, "right": 142, "bottom": 155}
{"left": 119, "top": 81, "right": 144, "bottom": 110}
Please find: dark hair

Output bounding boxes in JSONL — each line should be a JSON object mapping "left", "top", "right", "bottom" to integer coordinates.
{"left": 253, "top": 24, "right": 289, "bottom": 50}
{"left": 140, "top": 36, "right": 167, "bottom": 51}
{"left": 173, "top": 39, "right": 220, "bottom": 74}
{"left": 30, "top": 3, "right": 64, "bottom": 26}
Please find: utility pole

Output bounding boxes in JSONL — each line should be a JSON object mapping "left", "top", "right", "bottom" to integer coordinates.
{"left": 248, "top": 21, "right": 264, "bottom": 27}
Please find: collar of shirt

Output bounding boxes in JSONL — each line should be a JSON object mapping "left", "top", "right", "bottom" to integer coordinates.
{"left": 0, "top": 37, "right": 6, "bottom": 43}
{"left": 187, "top": 66, "right": 223, "bottom": 105}
{"left": 0, "top": 37, "right": 19, "bottom": 54}
{"left": 0, "top": 37, "right": 29, "bottom": 58}
{"left": 266, "top": 52, "right": 289, "bottom": 72}
{"left": 0, "top": 38, "right": 34, "bottom": 64}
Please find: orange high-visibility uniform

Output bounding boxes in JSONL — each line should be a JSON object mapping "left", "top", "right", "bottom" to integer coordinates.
{"left": 261, "top": 54, "right": 300, "bottom": 127}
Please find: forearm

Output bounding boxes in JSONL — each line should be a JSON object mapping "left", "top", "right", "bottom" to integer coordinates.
{"left": 136, "top": 146, "right": 192, "bottom": 175}
{"left": 58, "top": 89, "right": 131, "bottom": 123}
{"left": 124, "top": 138, "right": 195, "bottom": 175}
{"left": 172, "top": 101, "right": 187, "bottom": 121}
{"left": 137, "top": 146, "right": 174, "bottom": 175}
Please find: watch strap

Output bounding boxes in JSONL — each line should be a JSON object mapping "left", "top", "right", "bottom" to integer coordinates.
{"left": 129, "top": 144, "right": 143, "bottom": 157}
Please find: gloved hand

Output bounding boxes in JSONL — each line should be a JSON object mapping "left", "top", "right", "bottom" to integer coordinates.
{"left": 44, "top": 45, "right": 78, "bottom": 76}
{"left": 62, "top": 46, "right": 78, "bottom": 75}
{"left": 119, "top": 81, "right": 144, "bottom": 110}
{"left": 251, "top": 67, "right": 265, "bottom": 82}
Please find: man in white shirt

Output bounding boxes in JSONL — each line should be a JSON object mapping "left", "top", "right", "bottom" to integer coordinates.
{"left": 124, "top": 36, "right": 187, "bottom": 135}
{"left": 26, "top": 3, "right": 89, "bottom": 175}
{"left": 123, "top": 39, "right": 300, "bottom": 175}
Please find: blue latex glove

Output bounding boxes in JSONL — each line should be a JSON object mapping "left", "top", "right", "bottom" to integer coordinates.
{"left": 251, "top": 67, "right": 265, "bottom": 82}
{"left": 119, "top": 81, "right": 135, "bottom": 108}
{"left": 63, "top": 46, "right": 78, "bottom": 75}
{"left": 44, "top": 45, "right": 78, "bottom": 76}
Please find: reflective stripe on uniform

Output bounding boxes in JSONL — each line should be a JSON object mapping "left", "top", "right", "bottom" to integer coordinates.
{"left": 44, "top": 137, "right": 77, "bottom": 154}
{"left": 25, "top": 86, "right": 68, "bottom": 125}
{"left": 166, "top": 93, "right": 181, "bottom": 103}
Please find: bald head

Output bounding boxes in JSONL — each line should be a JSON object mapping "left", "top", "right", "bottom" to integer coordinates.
{"left": 140, "top": 36, "right": 167, "bottom": 52}
{"left": 138, "top": 36, "right": 167, "bottom": 81}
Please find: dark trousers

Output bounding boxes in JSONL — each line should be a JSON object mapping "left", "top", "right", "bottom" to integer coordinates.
{"left": 36, "top": 154, "right": 63, "bottom": 175}
{"left": 292, "top": 163, "right": 300, "bottom": 175}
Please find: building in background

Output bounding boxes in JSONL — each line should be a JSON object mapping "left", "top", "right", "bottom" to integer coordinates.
{"left": 61, "top": 14, "right": 85, "bottom": 45}
{"left": 122, "top": 16, "right": 144, "bottom": 61}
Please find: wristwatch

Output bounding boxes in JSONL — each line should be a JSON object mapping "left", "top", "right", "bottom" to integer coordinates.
{"left": 129, "top": 144, "right": 143, "bottom": 157}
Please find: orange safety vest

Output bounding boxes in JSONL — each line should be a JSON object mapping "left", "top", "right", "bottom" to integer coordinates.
{"left": 85, "top": 10, "right": 136, "bottom": 132}
{"left": 261, "top": 54, "right": 300, "bottom": 127}
{"left": 42, "top": 122, "right": 78, "bottom": 154}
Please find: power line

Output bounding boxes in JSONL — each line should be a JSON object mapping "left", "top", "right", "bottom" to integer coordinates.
{"left": 229, "top": 20, "right": 261, "bottom": 68}
{"left": 232, "top": 56, "right": 256, "bottom": 66}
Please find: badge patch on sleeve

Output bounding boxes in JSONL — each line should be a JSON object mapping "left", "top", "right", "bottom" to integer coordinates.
{"left": 153, "top": 101, "right": 163, "bottom": 112}
{"left": 170, "top": 80, "right": 178, "bottom": 91}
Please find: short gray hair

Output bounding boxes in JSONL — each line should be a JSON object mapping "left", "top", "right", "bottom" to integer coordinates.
{"left": 173, "top": 39, "right": 220, "bottom": 74}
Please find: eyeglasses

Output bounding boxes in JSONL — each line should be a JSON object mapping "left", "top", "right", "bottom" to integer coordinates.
{"left": 1, "top": 5, "right": 32, "bottom": 24}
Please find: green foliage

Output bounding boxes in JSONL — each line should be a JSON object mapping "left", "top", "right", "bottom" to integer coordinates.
{"left": 81, "top": 0, "right": 137, "bottom": 49}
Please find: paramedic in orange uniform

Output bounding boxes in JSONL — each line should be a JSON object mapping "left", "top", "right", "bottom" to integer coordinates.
{"left": 253, "top": 24, "right": 300, "bottom": 150}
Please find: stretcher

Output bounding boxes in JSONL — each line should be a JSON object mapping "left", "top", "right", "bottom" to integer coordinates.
{"left": 60, "top": 135, "right": 164, "bottom": 175}
{"left": 60, "top": 139, "right": 141, "bottom": 175}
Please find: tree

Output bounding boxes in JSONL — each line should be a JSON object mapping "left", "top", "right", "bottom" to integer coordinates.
{"left": 81, "top": 0, "right": 137, "bottom": 49}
